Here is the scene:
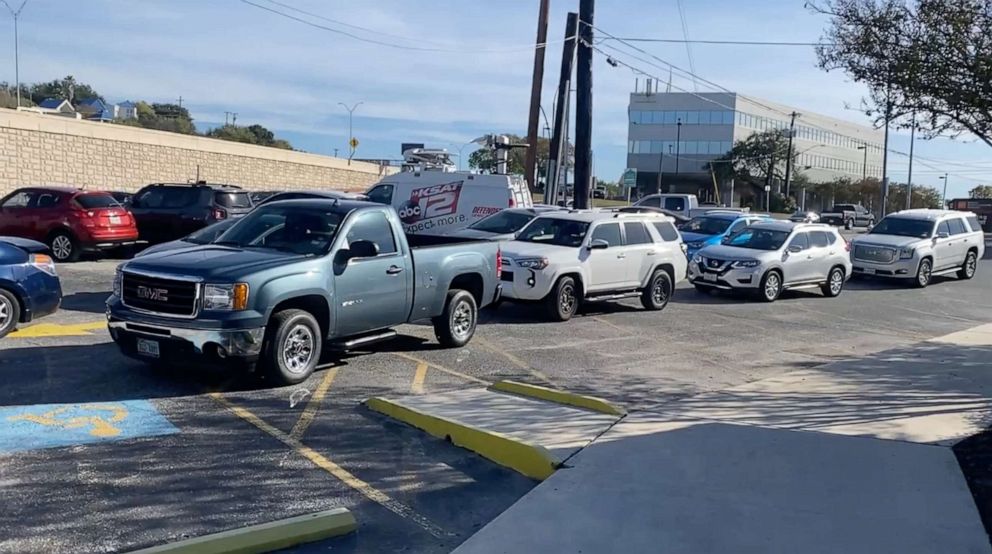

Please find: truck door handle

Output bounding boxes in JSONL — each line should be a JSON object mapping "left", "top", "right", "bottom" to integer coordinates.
{"left": 386, "top": 265, "right": 404, "bottom": 275}
{"left": 646, "top": 251, "right": 657, "bottom": 256}
{"left": 616, "top": 254, "right": 626, "bottom": 259}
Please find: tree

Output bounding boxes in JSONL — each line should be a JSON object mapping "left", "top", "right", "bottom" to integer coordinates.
{"left": 812, "top": 0, "right": 992, "bottom": 147}
{"left": 707, "top": 129, "right": 797, "bottom": 188}
{"left": 969, "top": 185, "right": 992, "bottom": 199}
{"left": 127, "top": 102, "right": 196, "bottom": 134}
{"left": 468, "top": 134, "right": 569, "bottom": 183}
{"left": 206, "top": 123, "right": 293, "bottom": 150}
{"left": 29, "top": 75, "right": 103, "bottom": 104}
{"left": 0, "top": 82, "right": 33, "bottom": 108}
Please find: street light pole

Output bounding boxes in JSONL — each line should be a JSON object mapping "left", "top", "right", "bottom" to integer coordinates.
{"left": 1, "top": 0, "right": 28, "bottom": 109}
{"left": 939, "top": 173, "right": 949, "bottom": 208}
{"left": 674, "top": 119, "right": 682, "bottom": 176}
{"left": 337, "top": 101, "right": 363, "bottom": 165}
{"left": 857, "top": 144, "right": 868, "bottom": 181}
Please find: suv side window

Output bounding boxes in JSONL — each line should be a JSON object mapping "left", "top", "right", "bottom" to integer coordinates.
{"left": 946, "top": 218, "right": 968, "bottom": 235}
{"left": 937, "top": 221, "right": 951, "bottom": 236}
{"left": 591, "top": 223, "right": 622, "bottom": 247}
{"left": 36, "top": 193, "right": 61, "bottom": 209}
{"left": 2, "top": 191, "right": 33, "bottom": 208}
{"left": 727, "top": 219, "right": 748, "bottom": 235}
{"left": 366, "top": 184, "right": 394, "bottom": 205}
{"left": 623, "top": 222, "right": 652, "bottom": 245}
{"left": 809, "top": 231, "right": 829, "bottom": 248}
{"left": 345, "top": 211, "right": 398, "bottom": 255}
{"left": 652, "top": 221, "right": 680, "bottom": 242}
{"left": 787, "top": 232, "right": 809, "bottom": 251}
{"left": 967, "top": 216, "right": 983, "bottom": 232}
{"left": 132, "top": 188, "right": 167, "bottom": 209}
{"left": 162, "top": 187, "right": 202, "bottom": 208}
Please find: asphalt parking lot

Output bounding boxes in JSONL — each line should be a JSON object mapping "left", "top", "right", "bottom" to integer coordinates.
{"left": 2, "top": 235, "right": 991, "bottom": 554}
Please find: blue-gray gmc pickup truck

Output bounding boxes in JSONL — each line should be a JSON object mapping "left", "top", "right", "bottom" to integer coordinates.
{"left": 106, "top": 199, "right": 501, "bottom": 384}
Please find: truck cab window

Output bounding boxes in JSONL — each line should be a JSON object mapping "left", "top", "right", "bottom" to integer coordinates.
{"left": 346, "top": 211, "right": 397, "bottom": 255}
{"left": 366, "top": 184, "right": 394, "bottom": 205}
{"left": 663, "top": 197, "right": 686, "bottom": 211}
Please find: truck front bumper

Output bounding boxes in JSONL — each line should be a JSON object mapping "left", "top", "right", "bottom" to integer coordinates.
{"left": 851, "top": 257, "right": 919, "bottom": 278}
{"left": 108, "top": 318, "right": 265, "bottom": 364}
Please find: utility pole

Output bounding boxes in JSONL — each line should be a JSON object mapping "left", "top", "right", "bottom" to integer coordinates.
{"left": 333, "top": 148, "right": 339, "bottom": 157}
{"left": 940, "top": 173, "right": 949, "bottom": 208}
{"left": 231, "top": 112, "right": 237, "bottom": 125}
{"left": 857, "top": 144, "right": 867, "bottom": 181}
{"left": 524, "top": 0, "right": 550, "bottom": 192}
{"left": 783, "top": 111, "right": 798, "bottom": 199}
{"left": 573, "top": 0, "right": 594, "bottom": 210}
{"left": 906, "top": 111, "right": 916, "bottom": 210}
{"left": 655, "top": 149, "right": 664, "bottom": 194}
{"left": 675, "top": 119, "right": 682, "bottom": 176}
{"left": 547, "top": 12, "right": 578, "bottom": 207}
{"left": 177, "top": 96, "right": 183, "bottom": 109}
{"left": 880, "top": 84, "right": 892, "bottom": 217}
{"left": 338, "top": 101, "right": 363, "bottom": 164}
{"left": 224, "top": 111, "right": 231, "bottom": 125}
{"left": 1, "top": 1, "right": 28, "bottom": 108}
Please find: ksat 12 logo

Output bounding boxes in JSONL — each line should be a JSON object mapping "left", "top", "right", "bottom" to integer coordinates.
{"left": 398, "top": 181, "right": 463, "bottom": 223}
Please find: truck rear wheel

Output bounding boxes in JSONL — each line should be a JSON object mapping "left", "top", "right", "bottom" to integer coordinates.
{"left": 433, "top": 290, "right": 477, "bottom": 348}
{"left": 263, "top": 309, "right": 322, "bottom": 385}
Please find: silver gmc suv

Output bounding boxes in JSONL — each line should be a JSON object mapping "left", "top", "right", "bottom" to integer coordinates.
{"left": 688, "top": 221, "right": 852, "bottom": 302}
{"left": 850, "top": 209, "right": 985, "bottom": 288}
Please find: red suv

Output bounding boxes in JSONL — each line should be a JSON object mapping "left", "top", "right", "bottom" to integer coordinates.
{"left": 0, "top": 187, "right": 139, "bottom": 262}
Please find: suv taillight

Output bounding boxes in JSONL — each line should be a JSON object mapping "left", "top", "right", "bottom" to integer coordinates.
{"left": 212, "top": 208, "right": 227, "bottom": 220}
{"left": 496, "top": 247, "right": 502, "bottom": 279}
{"left": 844, "top": 238, "right": 851, "bottom": 252}
{"left": 509, "top": 196, "right": 516, "bottom": 208}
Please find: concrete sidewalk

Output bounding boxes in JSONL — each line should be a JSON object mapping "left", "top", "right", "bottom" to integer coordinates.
{"left": 454, "top": 324, "right": 992, "bottom": 554}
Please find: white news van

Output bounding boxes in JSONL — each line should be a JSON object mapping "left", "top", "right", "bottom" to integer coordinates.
{"left": 365, "top": 148, "right": 533, "bottom": 236}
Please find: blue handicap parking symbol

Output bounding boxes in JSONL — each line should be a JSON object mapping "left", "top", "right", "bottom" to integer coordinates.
{"left": 0, "top": 400, "right": 179, "bottom": 454}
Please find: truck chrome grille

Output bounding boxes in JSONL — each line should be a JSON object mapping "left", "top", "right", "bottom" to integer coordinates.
{"left": 853, "top": 245, "right": 897, "bottom": 263}
{"left": 121, "top": 272, "right": 199, "bottom": 317}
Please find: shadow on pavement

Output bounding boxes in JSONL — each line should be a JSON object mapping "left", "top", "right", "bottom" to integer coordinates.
{"left": 59, "top": 291, "right": 112, "bottom": 314}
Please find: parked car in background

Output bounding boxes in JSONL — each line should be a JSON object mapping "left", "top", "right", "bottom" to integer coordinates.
{"left": 128, "top": 182, "right": 254, "bottom": 244}
{"left": 0, "top": 236, "right": 62, "bottom": 338}
{"left": 850, "top": 209, "right": 984, "bottom": 287}
{"left": 0, "top": 187, "right": 139, "bottom": 262}
{"left": 688, "top": 221, "right": 852, "bottom": 302}
{"left": 500, "top": 211, "right": 686, "bottom": 321}
{"left": 820, "top": 203, "right": 874, "bottom": 229}
{"left": 680, "top": 211, "right": 771, "bottom": 259}
{"left": 789, "top": 210, "right": 820, "bottom": 223}
{"left": 249, "top": 191, "right": 279, "bottom": 204}
{"left": 136, "top": 218, "right": 239, "bottom": 257}
{"left": 444, "top": 206, "right": 563, "bottom": 241}
{"left": 110, "top": 191, "right": 133, "bottom": 206}
{"left": 107, "top": 199, "right": 501, "bottom": 384}
{"left": 613, "top": 206, "right": 691, "bottom": 227}
{"left": 259, "top": 190, "right": 368, "bottom": 204}
{"left": 634, "top": 193, "right": 747, "bottom": 219}
{"left": 948, "top": 198, "right": 992, "bottom": 232}
{"left": 593, "top": 185, "right": 608, "bottom": 199}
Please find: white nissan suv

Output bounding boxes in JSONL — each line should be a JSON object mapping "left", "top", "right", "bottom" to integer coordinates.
{"left": 500, "top": 211, "right": 687, "bottom": 321}
{"left": 850, "top": 209, "right": 984, "bottom": 287}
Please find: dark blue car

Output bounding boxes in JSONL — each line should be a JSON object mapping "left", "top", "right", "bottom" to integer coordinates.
{"left": 0, "top": 236, "right": 63, "bottom": 338}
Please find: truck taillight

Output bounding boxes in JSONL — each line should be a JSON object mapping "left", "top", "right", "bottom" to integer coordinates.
{"left": 496, "top": 248, "right": 502, "bottom": 279}
{"left": 509, "top": 197, "right": 516, "bottom": 208}
{"left": 212, "top": 208, "right": 227, "bottom": 220}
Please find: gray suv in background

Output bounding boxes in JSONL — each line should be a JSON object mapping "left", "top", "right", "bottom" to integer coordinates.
{"left": 688, "top": 221, "right": 852, "bottom": 302}
{"left": 850, "top": 209, "right": 985, "bottom": 287}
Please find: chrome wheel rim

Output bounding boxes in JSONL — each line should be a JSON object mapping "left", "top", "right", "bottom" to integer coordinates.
{"left": 0, "top": 297, "right": 10, "bottom": 330}
{"left": 282, "top": 325, "right": 315, "bottom": 375}
{"left": 829, "top": 270, "right": 843, "bottom": 294}
{"left": 966, "top": 254, "right": 977, "bottom": 277}
{"left": 652, "top": 276, "right": 669, "bottom": 304}
{"left": 560, "top": 283, "right": 576, "bottom": 314}
{"left": 919, "top": 261, "right": 931, "bottom": 285}
{"left": 52, "top": 235, "right": 72, "bottom": 260}
{"left": 764, "top": 274, "right": 780, "bottom": 300}
{"left": 451, "top": 299, "right": 474, "bottom": 339}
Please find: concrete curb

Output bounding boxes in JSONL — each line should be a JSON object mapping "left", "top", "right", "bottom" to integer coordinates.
{"left": 489, "top": 380, "right": 626, "bottom": 416}
{"left": 128, "top": 507, "right": 356, "bottom": 554}
{"left": 365, "top": 397, "right": 558, "bottom": 480}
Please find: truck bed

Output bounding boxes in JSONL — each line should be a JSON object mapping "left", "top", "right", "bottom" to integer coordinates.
{"left": 405, "top": 234, "right": 491, "bottom": 249}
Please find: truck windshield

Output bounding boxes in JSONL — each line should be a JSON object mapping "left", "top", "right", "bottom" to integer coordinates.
{"left": 469, "top": 211, "right": 535, "bottom": 234}
{"left": 187, "top": 219, "right": 237, "bottom": 244}
{"left": 214, "top": 205, "right": 342, "bottom": 255}
{"left": 724, "top": 229, "right": 790, "bottom": 250}
{"left": 869, "top": 217, "right": 934, "bottom": 238}
{"left": 682, "top": 216, "right": 733, "bottom": 235}
{"left": 516, "top": 217, "right": 589, "bottom": 247}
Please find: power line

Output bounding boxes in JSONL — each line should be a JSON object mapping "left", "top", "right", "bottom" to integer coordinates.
{"left": 259, "top": 0, "right": 447, "bottom": 47}
{"left": 674, "top": 0, "right": 698, "bottom": 92}
{"left": 239, "top": 0, "right": 574, "bottom": 53}
{"left": 606, "top": 37, "right": 832, "bottom": 47}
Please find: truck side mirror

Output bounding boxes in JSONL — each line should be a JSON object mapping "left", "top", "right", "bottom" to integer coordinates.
{"left": 347, "top": 239, "right": 379, "bottom": 259}
{"left": 936, "top": 231, "right": 949, "bottom": 240}
{"left": 588, "top": 239, "right": 609, "bottom": 250}
{"left": 787, "top": 245, "right": 803, "bottom": 254}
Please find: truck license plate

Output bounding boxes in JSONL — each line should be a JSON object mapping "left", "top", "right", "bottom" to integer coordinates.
{"left": 136, "top": 338, "right": 160, "bottom": 358}
{"left": 862, "top": 268, "right": 876, "bottom": 275}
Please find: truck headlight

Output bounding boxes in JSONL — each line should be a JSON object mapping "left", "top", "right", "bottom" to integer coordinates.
{"left": 516, "top": 257, "right": 549, "bottom": 270}
{"left": 731, "top": 259, "right": 761, "bottom": 268}
{"left": 203, "top": 283, "right": 249, "bottom": 311}
{"left": 899, "top": 248, "right": 915, "bottom": 259}
{"left": 113, "top": 269, "right": 122, "bottom": 297}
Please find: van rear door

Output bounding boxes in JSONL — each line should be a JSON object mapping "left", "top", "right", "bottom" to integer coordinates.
{"left": 509, "top": 175, "right": 533, "bottom": 208}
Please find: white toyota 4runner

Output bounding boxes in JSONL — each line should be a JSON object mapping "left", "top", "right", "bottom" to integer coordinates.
{"left": 850, "top": 209, "right": 985, "bottom": 287}
{"left": 500, "top": 210, "right": 688, "bottom": 320}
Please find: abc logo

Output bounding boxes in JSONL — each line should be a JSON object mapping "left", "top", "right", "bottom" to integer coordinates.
{"left": 398, "top": 200, "right": 422, "bottom": 223}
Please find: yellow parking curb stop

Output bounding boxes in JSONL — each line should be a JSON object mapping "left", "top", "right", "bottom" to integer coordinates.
{"left": 365, "top": 397, "right": 558, "bottom": 480}
{"left": 128, "top": 507, "right": 356, "bottom": 554}
{"left": 489, "top": 380, "right": 626, "bottom": 416}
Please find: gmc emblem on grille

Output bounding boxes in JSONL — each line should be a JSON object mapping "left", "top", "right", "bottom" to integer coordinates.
{"left": 136, "top": 286, "right": 169, "bottom": 302}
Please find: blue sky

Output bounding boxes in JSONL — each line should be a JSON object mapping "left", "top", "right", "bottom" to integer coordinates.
{"left": 2, "top": 0, "right": 989, "bottom": 198}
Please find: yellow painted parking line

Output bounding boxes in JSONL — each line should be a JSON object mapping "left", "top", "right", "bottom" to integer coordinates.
{"left": 8, "top": 321, "right": 105, "bottom": 338}
{"left": 473, "top": 336, "right": 554, "bottom": 386}
{"left": 391, "top": 352, "right": 490, "bottom": 385}
{"left": 289, "top": 367, "right": 339, "bottom": 441}
{"left": 411, "top": 362, "right": 428, "bottom": 394}
{"left": 208, "top": 392, "right": 450, "bottom": 539}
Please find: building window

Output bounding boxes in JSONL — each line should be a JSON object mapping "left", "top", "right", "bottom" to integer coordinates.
{"left": 662, "top": 111, "right": 675, "bottom": 124}
{"left": 686, "top": 111, "right": 699, "bottom": 125}
{"left": 698, "top": 111, "right": 711, "bottom": 125}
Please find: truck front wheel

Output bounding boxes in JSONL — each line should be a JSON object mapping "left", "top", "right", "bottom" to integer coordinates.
{"left": 263, "top": 309, "right": 322, "bottom": 385}
{"left": 434, "top": 290, "right": 478, "bottom": 348}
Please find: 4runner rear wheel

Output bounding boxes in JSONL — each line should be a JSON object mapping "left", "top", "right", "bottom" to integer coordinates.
{"left": 545, "top": 276, "right": 579, "bottom": 321}
{"left": 263, "top": 309, "right": 322, "bottom": 385}
{"left": 433, "top": 290, "right": 478, "bottom": 348}
{"left": 641, "top": 269, "right": 673, "bottom": 311}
